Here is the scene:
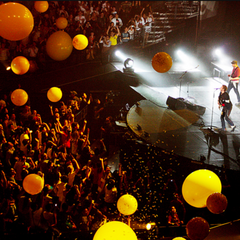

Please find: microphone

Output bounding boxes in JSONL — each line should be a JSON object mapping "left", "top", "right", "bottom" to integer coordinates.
{"left": 195, "top": 65, "right": 199, "bottom": 68}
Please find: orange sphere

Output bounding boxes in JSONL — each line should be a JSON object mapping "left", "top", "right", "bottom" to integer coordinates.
{"left": 0, "top": 2, "right": 34, "bottom": 41}
{"left": 11, "top": 89, "right": 28, "bottom": 106}
{"left": 152, "top": 52, "right": 173, "bottom": 73}
{"left": 46, "top": 31, "right": 73, "bottom": 61}
{"left": 11, "top": 56, "right": 30, "bottom": 75}
{"left": 47, "top": 87, "right": 63, "bottom": 102}
{"left": 72, "top": 34, "right": 88, "bottom": 50}
{"left": 23, "top": 174, "right": 44, "bottom": 195}
{"left": 56, "top": 17, "right": 68, "bottom": 30}
{"left": 34, "top": 1, "right": 49, "bottom": 13}
{"left": 206, "top": 192, "right": 228, "bottom": 214}
{"left": 186, "top": 217, "right": 210, "bottom": 240}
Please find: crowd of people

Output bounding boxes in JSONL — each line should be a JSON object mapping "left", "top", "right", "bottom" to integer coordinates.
{"left": 0, "top": 1, "right": 155, "bottom": 73}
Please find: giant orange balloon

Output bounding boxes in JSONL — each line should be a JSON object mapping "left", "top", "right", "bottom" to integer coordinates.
{"left": 11, "top": 56, "right": 30, "bottom": 75}
{"left": 46, "top": 31, "right": 73, "bottom": 61}
{"left": 186, "top": 217, "right": 210, "bottom": 240}
{"left": 93, "top": 221, "right": 138, "bottom": 240}
{"left": 47, "top": 87, "right": 63, "bottom": 102}
{"left": 152, "top": 52, "right": 173, "bottom": 73}
{"left": 206, "top": 192, "right": 228, "bottom": 214}
{"left": 34, "top": 1, "right": 49, "bottom": 13}
{"left": 11, "top": 89, "right": 28, "bottom": 106}
{"left": 117, "top": 194, "right": 138, "bottom": 215}
{"left": 56, "top": 17, "right": 68, "bottom": 30}
{"left": 23, "top": 173, "right": 44, "bottom": 195}
{"left": 182, "top": 169, "right": 222, "bottom": 208}
{"left": 72, "top": 34, "right": 88, "bottom": 50}
{"left": 0, "top": 2, "right": 34, "bottom": 41}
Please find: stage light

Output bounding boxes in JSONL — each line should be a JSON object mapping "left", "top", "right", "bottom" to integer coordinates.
{"left": 115, "top": 50, "right": 125, "bottom": 60}
{"left": 146, "top": 222, "right": 156, "bottom": 230}
{"left": 124, "top": 58, "right": 134, "bottom": 69}
{"left": 214, "top": 48, "right": 223, "bottom": 57}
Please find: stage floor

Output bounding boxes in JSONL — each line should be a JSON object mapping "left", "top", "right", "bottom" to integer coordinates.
{"left": 110, "top": 60, "right": 240, "bottom": 171}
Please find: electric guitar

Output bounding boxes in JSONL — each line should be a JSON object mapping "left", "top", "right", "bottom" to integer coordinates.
{"left": 228, "top": 75, "right": 239, "bottom": 88}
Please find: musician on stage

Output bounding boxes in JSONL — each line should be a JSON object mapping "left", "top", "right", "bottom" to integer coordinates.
{"left": 227, "top": 60, "right": 240, "bottom": 105}
{"left": 218, "top": 84, "right": 236, "bottom": 132}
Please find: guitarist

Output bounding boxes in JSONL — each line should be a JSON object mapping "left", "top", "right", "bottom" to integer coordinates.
{"left": 227, "top": 60, "right": 240, "bottom": 105}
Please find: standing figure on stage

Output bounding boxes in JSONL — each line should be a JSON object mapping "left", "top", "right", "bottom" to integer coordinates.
{"left": 227, "top": 60, "right": 240, "bottom": 105}
{"left": 218, "top": 85, "right": 236, "bottom": 132}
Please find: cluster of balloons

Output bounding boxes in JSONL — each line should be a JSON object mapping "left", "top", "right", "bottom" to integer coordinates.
{"left": 181, "top": 169, "right": 228, "bottom": 240}
{"left": 93, "top": 221, "right": 138, "bottom": 240}
{"left": 23, "top": 173, "right": 44, "bottom": 195}
{"left": 152, "top": 52, "right": 173, "bottom": 73}
{"left": 117, "top": 194, "right": 138, "bottom": 216}
{"left": 182, "top": 169, "right": 222, "bottom": 208}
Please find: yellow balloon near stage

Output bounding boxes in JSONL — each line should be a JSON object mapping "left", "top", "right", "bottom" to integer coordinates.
{"left": 34, "top": 1, "right": 49, "bottom": 13}
{"left": 0, "top": 2, "right": 34, "bottom": 41}
{"left": 72, "top": 34, "right": 88, "bottom": 50}
{"left": 117, "top": 194, "right": 138, "bottom": 215}
{"left": 23, "top": 174, "right": 44, "bottom": 195}
{"left": 152, "top": 52, "right": 173, "bottom": 73}
{"left": 46, "top": 31, "right": 73, "bottom": 61}
{"left": 11, "top": 56, "right": 30, "bottom": 75}
{"left": 56, "top": 17, "right": 68, "bottom": 30}
{"left": 173, "top": 238, "right": 186, "bottom": 240}
{"left": 182, "top": 169, "right": 222, "bottom": 208}
{"left": 11, "top": 89, "right": 28, "bottom": 106}
{"left": 47, "top": 87, "right": 63, "bottom": 102}
{"left": 93, "top": 221, "right": 138, "bottom": 240}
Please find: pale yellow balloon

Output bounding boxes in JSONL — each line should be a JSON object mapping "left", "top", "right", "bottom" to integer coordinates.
{"left": 93, "top": 221, "right": 138, "bottom": 240}
{"left": 72, "top": 34, "right": 88, "bottom": 50}
{"left": 47, "top": 87, "right": 62, "bottom": 102}
{"left": 182, "top": 169, "right": 222, "bottom": 208}
{"left": 117, "top": 194, "right": 138, "bottom": 215}
{"left": 173, "top": 237, "right": 186, "bottom": 240}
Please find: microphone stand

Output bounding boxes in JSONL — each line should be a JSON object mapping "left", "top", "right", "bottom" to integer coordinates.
{"left": 179, "top": 65, "right": 199, "bottom": 98}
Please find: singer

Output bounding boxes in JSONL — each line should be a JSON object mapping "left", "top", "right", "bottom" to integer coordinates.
{"left": 218, "top": 85, "right": 236, "bottom": 132}
{"left": 227, "top": 60, "right": 240, "bottom": 105}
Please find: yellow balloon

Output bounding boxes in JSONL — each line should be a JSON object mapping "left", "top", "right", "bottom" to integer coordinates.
{"left": 182, "top": 169, "right": 222, "bottom": 208}
{"left": 46, "top": 31, "right": 73, "bottom": 61}
{"left": 152, "top": 52, "right": 173, "bottom": 73}
{"left": 11, "top": 89, "right": 28, "bottom": 106}
{"left": 47, "top": 87, "right": 63, "bottom": 102}
{"left": 117, "top": 194, "right": 138, "bottom": 215}
{"left": 56, "top": 17, "right": 68, "bottom": 30}
{"left": 72, "top": 34, "right": 88, "bottom": 50}
{"left": 173, "top": 238, "right": 186, "bottom": 240}
{"left": 11, "top": 56, "right": 30, "bottom": 75}
{"left": 93, "top": 221, "right": 138, "bottom": 240}
{"left": 0, "top": 2, "right": 34, "bottom": 41}
{"left": 23, "top": 174, "right": 44, "bottom": 195}
{"left": 34, "top": 1, "right": 49, "bottom": 13}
